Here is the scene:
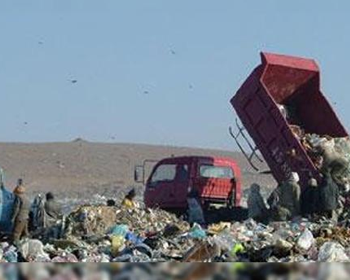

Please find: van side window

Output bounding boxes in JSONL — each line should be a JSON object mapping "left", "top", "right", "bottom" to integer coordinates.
{"left": 199, "top": 165, "right": 234, "bottom": 179}
{"left": 150, "top": 164, "right": 177, "bottom": 183}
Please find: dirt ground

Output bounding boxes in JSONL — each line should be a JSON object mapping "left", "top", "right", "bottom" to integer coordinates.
{"left": 0, "top": 140, "right": 276, "bottom": 204}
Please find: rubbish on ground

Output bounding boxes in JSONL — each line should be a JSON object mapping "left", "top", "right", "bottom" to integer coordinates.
{"left": 183, "top": 239, "right": 221, "bottom": 262}
{"left": 188, "top": 223, "right": 207, "bottom": 239}
{"left": 296, "top": 229, "right": 314, "bottom": 251}
{"left": 318, "top": 242, "right": 349, "bottom": 262}
{"left": 111, "top": 235, "right": 126, "bottom": 257}
{"left": 19, "top": 239, "right": 50, "bottom": 262}
{"left": 2, "top": 196, "right": 350, "bottom": 263}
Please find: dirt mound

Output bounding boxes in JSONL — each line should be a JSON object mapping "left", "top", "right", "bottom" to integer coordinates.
{"left": 0, "top": 142, "right": 275, "bottom": 199}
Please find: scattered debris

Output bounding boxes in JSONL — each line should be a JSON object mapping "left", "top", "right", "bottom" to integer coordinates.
{"left": 2, "top": 199, "right": 350, "bottom": 262}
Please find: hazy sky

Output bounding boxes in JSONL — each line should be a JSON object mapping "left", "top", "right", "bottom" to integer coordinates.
{"left": 1, "top": 1, "right": 349, "bottom": 150}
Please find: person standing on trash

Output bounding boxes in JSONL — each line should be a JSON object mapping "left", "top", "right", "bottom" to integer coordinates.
{"left": 247, "top": 183, "right": 268, "bottom": 223}
{"left": 44, "top": 192, "right": 63, "bottom": 221}
{"left": 187, "top": 188, "right": 206, "bottom": 226}
{"left": 319, "top": 168, "right": 340, "bottom": 221}
{"left": 300, "top": 178, "right": 319, "bottom": 217}
{"left": 44, "top": 192, "right": 63, "bottom": 240}
{"left": 267, "top": 183, "right": 290, "bottom": 221}
{"left": 268, "top": 172, "right": 301, "bottom": 221}
{"left": 11, "top": 179, "right": 31, "bottom": 245}
{"left": 121, "top": 189, "right": 137, "bottom": 209}
{"left": 317, "top": 142, "right": 349, "bottom": 188}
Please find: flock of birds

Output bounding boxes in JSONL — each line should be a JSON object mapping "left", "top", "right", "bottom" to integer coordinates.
{"left": 21, "top": 43, "right": 194, "bottom": 141}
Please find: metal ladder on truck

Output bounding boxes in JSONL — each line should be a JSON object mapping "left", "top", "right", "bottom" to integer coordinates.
{"left": 229, "top": 119, "right": 269, "bottom": 173}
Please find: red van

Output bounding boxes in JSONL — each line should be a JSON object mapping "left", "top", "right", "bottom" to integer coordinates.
{"left": 136, "top": 156, "right": 242, "bottom": 212}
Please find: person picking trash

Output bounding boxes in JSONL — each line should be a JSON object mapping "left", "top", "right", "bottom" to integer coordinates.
{"left": 247, "top": 183, "right": 268, "bottom": 223}
{"left": 122, "top": 189, "right": 137, "bottom": 209}
{"left": 11, "top": 179, "right": 31, "bottom": 245}
{"left": 268, "top": 172, "right": 301, "bottom": 221}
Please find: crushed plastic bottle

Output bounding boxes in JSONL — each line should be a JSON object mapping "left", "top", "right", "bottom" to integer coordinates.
{"left": 214, "top": 229, "right": 236, "bottom": 252}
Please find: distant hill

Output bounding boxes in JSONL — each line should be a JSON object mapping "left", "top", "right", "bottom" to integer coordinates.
{"left": 0, "top": 141, "right": 275, "bottom": 198}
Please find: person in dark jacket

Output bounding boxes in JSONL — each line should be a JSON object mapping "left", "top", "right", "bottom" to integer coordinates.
{"left": 187, "top": 188, "right": 205, "bottom": 225}
{"left": 319, "top": 169, "right": 339, "bottom": 221}
{"left": 44, "top": 192, "right": 63, "bottom": 240}
{"left": 11, "top": 179, "right": 31, "bottom": 244}
{"left": 301, "top": 178, "right": 319, "bottom": 217}
{"left": 267, "top": 172, "right": 301, "bottom": 221}
{"left": 44, "top": 192, "right": 63, "bottom": 221}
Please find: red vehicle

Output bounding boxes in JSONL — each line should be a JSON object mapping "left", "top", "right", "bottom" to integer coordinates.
{"left": 231, "top": 52, "right": 348, "bottom": 187}
{"left": 135, "top": 156, "right": 242, "bottom": 211}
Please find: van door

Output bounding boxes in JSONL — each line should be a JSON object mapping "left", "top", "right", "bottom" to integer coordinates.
{"left": 146, "top": 163, "right": 178, "bottom": 208}
{"left": 145, "top": 162, "right": 190, "bottom": 209}
{"left": 196, "top": 161, "right": 235, "bottom": 202}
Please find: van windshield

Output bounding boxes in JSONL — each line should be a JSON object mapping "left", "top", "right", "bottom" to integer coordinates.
{"left": 199, "top": 165, "right": 234, "bottom": 179}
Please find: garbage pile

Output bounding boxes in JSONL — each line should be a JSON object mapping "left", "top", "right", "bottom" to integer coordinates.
{"left": 3, "top": 201, "right": 350, "bottom": 262}
{"left": 289, "top": 123, "right": 350, "bottom": 186}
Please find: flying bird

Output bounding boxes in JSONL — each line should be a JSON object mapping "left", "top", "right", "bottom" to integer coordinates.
{"left": 143, "top": 90, "right": 149, "bottom": 95}
{"left": 70, "top": 79, "right": 78, "bottom": 84}
{"left": 170, "top": 49, "right": 176, "bottom": 55}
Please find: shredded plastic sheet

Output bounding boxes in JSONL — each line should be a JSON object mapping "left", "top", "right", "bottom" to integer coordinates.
{"left": 0, "top": 186, "right": 15, "bottom": 233}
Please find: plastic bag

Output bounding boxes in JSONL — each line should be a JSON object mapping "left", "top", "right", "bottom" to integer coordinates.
{"left": 109, "top": 224, "right": 129, "bottom": 237}
{"left": 19, "top": 239, "right": 50, "bottom": 262}
{"left": 318, "top": 242, "right": 349, "bottom": 262}
{"left": 111, "top": 235, "right": 126, "bottom": 257}
{"left": 3, "top": 249, "right": 18, "bottom": 263}
{"left": 0, "top": 186, "right": 15, "bottom": 233}
{"left": 125, "top": 232, "right": 144, "bottom": 245}
{"left": 213, "top": 229, "right": 236, "bottom": 252}
{"left": 188, "top": 223, "right": 206, "bottom": 239}
{"left": 296, "top": 229, "right": 314, "bottom": 251}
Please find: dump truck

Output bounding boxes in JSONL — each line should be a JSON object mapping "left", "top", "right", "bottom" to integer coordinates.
{"left": 135, "top": 156, "right": 242, "bottom": 212}
{"left": 230, "top": 52, "right": 348, "bottom": 188}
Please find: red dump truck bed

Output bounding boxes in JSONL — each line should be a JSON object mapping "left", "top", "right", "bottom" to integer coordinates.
{"left": 231, "top": 52, "right": 348, "bottom": 187}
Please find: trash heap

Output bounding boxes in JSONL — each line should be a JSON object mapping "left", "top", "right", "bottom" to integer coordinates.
{"left": 3, "top": 203, "right": 350, "bottom": 262}
{"left": 289, "top": 122, "right": 350, "bottom": 185}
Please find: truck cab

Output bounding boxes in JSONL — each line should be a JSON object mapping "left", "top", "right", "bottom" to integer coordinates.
{"left": 138, "top": 156, "right": 242, "bottom": 211}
